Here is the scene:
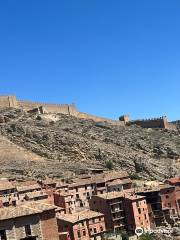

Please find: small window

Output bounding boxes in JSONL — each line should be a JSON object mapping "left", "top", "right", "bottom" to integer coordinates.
{"left": 83, "top": 230, "right": 86, "bottom": 236}
{"left": 94, "top": 228, "right": 97, "bottom": 233}
{"left": 25, "top": 225, "right": 31, "bottom": 236}
{"left": 166, "top": 195, "right": 169, "bottom": 199}
{"left": 100, "top": 226, "right": 104, "bottom": 231}
{"left": 0, "top": 230, "right": 7, "bottom": 240}
{"left": 77, "top": 231, "right": 81, "bottom": 238}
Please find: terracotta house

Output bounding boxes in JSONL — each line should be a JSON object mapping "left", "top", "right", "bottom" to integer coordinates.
{"left": 0, "top": 201, "right": 59, "bottom": 240}
{"left": 57, "top": 210, "right": 106, "bottom": 240}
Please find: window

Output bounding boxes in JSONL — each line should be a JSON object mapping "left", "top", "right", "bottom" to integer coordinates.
{"left": 92, "top": 218, "right": 95, "bottom": 223}
{"left": 76, "top": 194, "right": 79, "bottom": 199}
{"left": 25, "top": 225, "right": 32, "bottom": 236}
{"left": 90, "top": 228, "right": 93, "bottom": 232}
{"left": 166, "top": 195, "right": 169, "bottom": 199}
{"left": 144, "top": 214, "right": 147, "bottom": 220}
{"left": 0, "top": 230, "right": 7, "bottom": 240}
{"left": 94, "top": 228, "right": 97, "bottom": 233}
{"left": 83, "top": 230, "right": 86, "bottom": 236}
{"left": 82, "top": 222, "right": 85, "bottom": 226}
{"left": 172, "top": 209, "right": 175, "bottom": 214}
{"left": 138, "top": 208, "right": 141, "bottom": 214}
{"left": 77, "top": 231, "right": 81, "bottom": 238}
{"left": 100, "top": 226, "right": 104, "bottom": 232}
{"left": 119, "top": 203, "right": 123, "bottom": 210}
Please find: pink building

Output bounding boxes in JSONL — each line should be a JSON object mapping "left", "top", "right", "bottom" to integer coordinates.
{"left": 57, "top": 210, "right": 106, "bottom": 240}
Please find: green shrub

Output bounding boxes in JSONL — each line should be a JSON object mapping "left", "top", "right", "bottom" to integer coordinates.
{"left": 129, "top": 172, "right": 142, "bottom": 180}
{"left": 105, "top": 160, "right": 114, "bottom": 170}
{"left": 139, "top": 233, "right": 155, "bottom": 240}
{"left": 121, "top": 232, "right": 129, "bottom": 240}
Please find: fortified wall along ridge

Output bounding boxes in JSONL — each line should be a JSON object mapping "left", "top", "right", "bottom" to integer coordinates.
{"left": 0, "top": 95, "right": 177, "bottom": 130}
{"left": 0, "top": 95, "right": 122, "bottom": 124}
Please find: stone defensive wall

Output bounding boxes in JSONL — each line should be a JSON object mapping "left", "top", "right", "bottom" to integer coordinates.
{"left": 77, "top": 112, "right": 125, "bottom": 126}
{"left": 0, "top": 95, "right": 124, "bottom": 125}
{"left": 128, "top": 117, "right": 176, "bottom": 130}
{"left": 18, "top": 100, "right": 77, "bottom": 116}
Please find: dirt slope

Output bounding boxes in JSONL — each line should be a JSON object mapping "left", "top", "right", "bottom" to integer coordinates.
{"left": 0, "top": 108, "right": 179, "bottom": 180}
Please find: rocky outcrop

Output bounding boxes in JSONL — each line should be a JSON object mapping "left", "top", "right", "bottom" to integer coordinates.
{"left": 0, "top": 108, "right": 179, "bottom": 179}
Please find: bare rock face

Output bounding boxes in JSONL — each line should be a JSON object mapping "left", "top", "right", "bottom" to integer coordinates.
{"left": 0, "top": 108, "right": 179, "bottom": 179}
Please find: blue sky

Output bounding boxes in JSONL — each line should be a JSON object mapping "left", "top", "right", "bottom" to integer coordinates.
{"left": 0, "top": 0, "right": 179, "bottom": 120}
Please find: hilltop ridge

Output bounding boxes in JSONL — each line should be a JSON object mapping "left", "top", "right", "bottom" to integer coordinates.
{"left": 0, "top": 107, "right": 179, "bottom": 180}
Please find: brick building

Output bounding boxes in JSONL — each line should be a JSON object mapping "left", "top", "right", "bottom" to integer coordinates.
{"left": 124, "top": 194, "right": 150, "bottom": 234}
{"left": 107, "top": 179, "right": 132, "bottom": 192}
{"left": 54, "top": 171, "right": 132, "bottom": 212}
{"left": 17, "top": 183, "right": 41, "bottom": 201}
{"left": 54, "top": 191, "right": 76, "bottom": 214}
{"left": 0, "top": 202, "right": 59, "bottom": 240}
{"left": 57, "top": 210, "right": 106, "bottom": 240}
{"left": 135, "top": 184, "right": 180, "bottom": 227}
{"left": 0, "top": 180, "right": 17, "bottom": 196}
{"left": 165, "top": 177, "right": 180, "bottom": 215}
{"left": 89, "top": 192, "right": 126, "bottom": 232}
{"left": 0, "top": 180, "right": 18, "bottom": 207}
{"left": 89, "top": 191, "right": 150, "bottom": 234}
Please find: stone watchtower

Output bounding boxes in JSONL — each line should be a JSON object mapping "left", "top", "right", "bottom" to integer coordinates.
{"left": 0, "top": 95, "right": 18, "bottom": 108}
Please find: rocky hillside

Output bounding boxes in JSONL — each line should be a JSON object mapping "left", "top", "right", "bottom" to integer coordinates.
{"left": 0, "top": 108, "right": 179, "bottom": 180}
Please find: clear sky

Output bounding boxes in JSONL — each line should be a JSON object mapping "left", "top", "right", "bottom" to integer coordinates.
{"left": 0, "top": 1, "right": 179, "bottom": 120}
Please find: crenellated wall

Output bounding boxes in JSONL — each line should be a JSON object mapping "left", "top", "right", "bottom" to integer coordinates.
{"left": 18, "top": 100, "right": 77, "bottom": 116}
{"left": 127, "top": 117, "right": 177, "bottom": 130}
{"left": 0, "top": 95, "right": 123, "bottom": 124}
{"left": 0, "top": 96, "right": 175, "bottom": 129}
